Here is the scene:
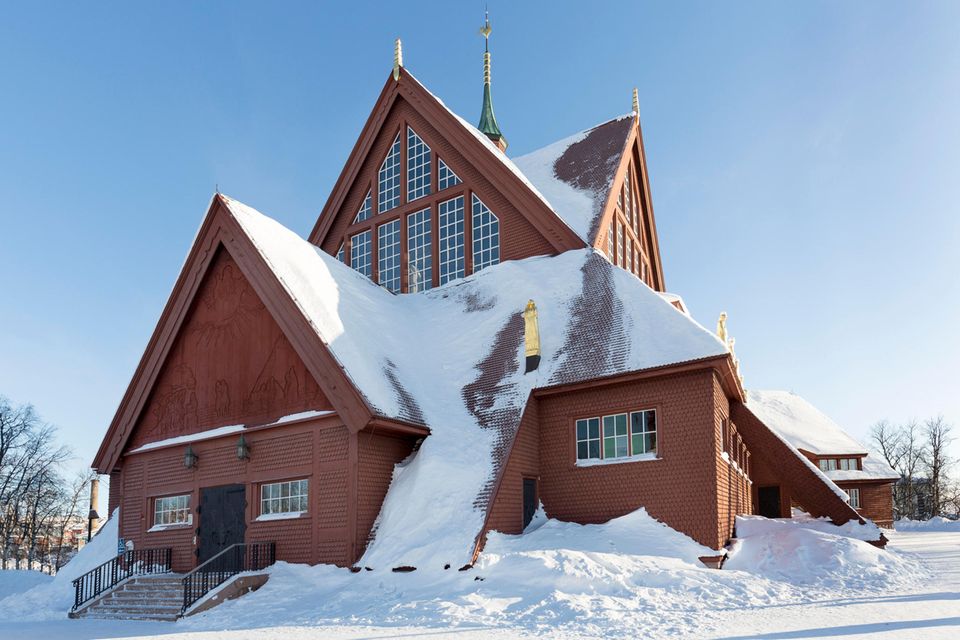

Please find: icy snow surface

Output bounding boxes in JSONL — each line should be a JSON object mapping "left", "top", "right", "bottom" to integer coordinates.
{"left": 0, "top": 509, "right": 118, "bottom": 620}
{"left": 224, "top": 195, "right": 727, "bottom": 569}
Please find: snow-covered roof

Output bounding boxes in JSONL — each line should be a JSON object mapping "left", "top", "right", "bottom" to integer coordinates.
{"left": 222, "top": 195, "right": 728, "bottom": 568}
{"left": 513, "top": 114, "right": 635, "bottom": 243}
{"left": 747, "top": 390, "right": 867, "bottom": 456}
{"left": 747, "top": 390, "right": 899, "bottom": 482}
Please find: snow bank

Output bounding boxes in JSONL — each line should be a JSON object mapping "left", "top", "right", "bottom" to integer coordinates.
{"left": 179, "top": 507, "right": 922, "bottom": 638}
{"left": 0, "top": 570, "right": 51, "bottom": 601}
{"left": 0, "top": 510, "right": 118, "bottom": 620}
{"left": 895, "top": 517, "right": 960, "bottom": 532}
{"left": 725, "top": 516, "right": 917, "bottom": 593}
{"left": 747, "top": 511, "right": 883, "bottom": 541}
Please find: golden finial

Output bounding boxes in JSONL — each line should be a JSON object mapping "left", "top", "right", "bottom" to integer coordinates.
{"left": 480, "top": 8, "right": 492, "bottom": 41}
{"left": 393, "top": 38, "right": 403, "bottom": 81}
{"left": 632, "top": 88, "right": 639, "bottom": 116}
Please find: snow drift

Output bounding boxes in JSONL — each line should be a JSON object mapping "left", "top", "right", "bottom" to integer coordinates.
{"left": 0, "top": 510, "right": 118, "bottom": 620}
{"left": 895, "top": 517, "right": 960, "bottom": 532}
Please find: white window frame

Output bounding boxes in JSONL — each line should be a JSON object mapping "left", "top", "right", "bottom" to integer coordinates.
{"left": 438, "top": 158, "right": 462, "bottom": 190}
{"left": 471, "top": 194, "right": 500, "bottom": 273}
{"left": 847, "top": 487, "right": 861, "bottom": 509}
{"left": 378, "top": 133, "right": 402, "bottom": 213}
{"left": 575, "top": 417, "right": 601, "bottom": 461}
{"left": 350, "top": 230, "right": 372, "bottom": 278}
{"left": 377, "top": 218, "right": 401, "bottom": 293}
{"left": 153, "top": 494, "right": 191, "bottom": 527}
{"left": 576, "top": 409, "right": 658, "bottom": 465}
{"left": 260, "top": 478, "right": 309, "bottom": 517}
{"left": 407, "top": 207, "right": 432, "bottom": 292}
{"left": 354, "top": 190, "right": 373, "bottom": 223}
{"left": 406, "top": 127, "right": 431, "bottom": 201}
{"left": 438, "top": 195, "right": 465, "bottom": 285}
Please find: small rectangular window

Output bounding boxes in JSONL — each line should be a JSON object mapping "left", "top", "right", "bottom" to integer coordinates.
{"left": 607, "top": 222, "right": 615, "bottom": 261}
{"left": 575, "top": 417, "right": 601, "bottom": 461}
{"left": 847, "top": 487, "right": 861, "bottom": 509}
{"left": 616, "top": 223, "right": 624, "bottom": 267}
{"left": 261, "top": 479, "right": 309, "bottom": 516}
{"left": 819, "top": 459, "right": 838, "bottom": 472}
{"left": 625, "top": 237, "right": 633, "bottom": 274}
{"left": 154, "top": 494, "right": 191, "bottom": 526}
{"left": 631, "top": 410, "right": 657, "bottom": 455}
{"left": 603, "top": 413, "right": 629, "bottom": 459}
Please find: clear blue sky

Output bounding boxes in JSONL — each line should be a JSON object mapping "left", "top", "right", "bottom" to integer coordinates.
{"left": 1, "top": 1, "right": 958, "bottom": 475}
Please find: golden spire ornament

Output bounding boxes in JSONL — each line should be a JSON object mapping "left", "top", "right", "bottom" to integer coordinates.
{"left": 393, "top": 38, "right": 403, "bottom": 81}
{"left": 632, "top": 88, "right": 640, "bottom": 116}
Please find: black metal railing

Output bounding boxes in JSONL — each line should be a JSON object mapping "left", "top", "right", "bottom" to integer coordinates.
{"left": 181, "top": 542, "right": 275, "bottom": 614}
{"left": 72, "top": 547, "right": 172, "bottom": 611}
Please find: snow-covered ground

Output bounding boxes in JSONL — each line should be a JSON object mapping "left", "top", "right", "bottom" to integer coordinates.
{"left": 0, "top": 514, "right": 957, "bottom": 639}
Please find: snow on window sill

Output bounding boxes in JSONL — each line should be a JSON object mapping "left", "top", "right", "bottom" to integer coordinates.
{"left": 575, "top": 453, "right": 659, "bottom": 468}
{"left": 255, "top": 511, "right": 307, "bottom": 522}
{"left": 147, "top": 520, "right": 192, "bottom": 533}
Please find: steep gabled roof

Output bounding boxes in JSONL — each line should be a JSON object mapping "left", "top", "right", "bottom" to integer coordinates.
{"left": 92, "top": 196, "right": 375, "bottom": 474}
{"left": 221, "top": 195, "right": 730, "bottom": 568}
{"left": 513, "top": 114, "right": 635, "bottom": 244}
{"left": 308, "top": 69, "right": 585, "bottom": 253}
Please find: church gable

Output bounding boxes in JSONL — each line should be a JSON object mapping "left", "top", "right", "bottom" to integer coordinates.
{"left": 594, "top": 127, "right": 666, "bottom": 292}
{"left": 127, "top": 247, "right": 332, "bottom": 451}
{"left": 310, "top": 72, "right": 583, "bottom": 294}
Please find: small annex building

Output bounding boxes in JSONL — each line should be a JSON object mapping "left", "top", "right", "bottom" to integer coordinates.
{"left": 747, "top": 390, "right": 899, "bottom": 527}
{"left": 92, "top": 38, "right": 880, "bottom": 574}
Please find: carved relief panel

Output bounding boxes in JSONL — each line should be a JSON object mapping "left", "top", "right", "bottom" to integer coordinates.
{"left": 130, "top": 248, "right": 331, "bottom": 448}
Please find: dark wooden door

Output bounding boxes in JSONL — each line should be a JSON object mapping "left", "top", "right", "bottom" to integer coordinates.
{"left": 758, "top": 486, "right": 781, "bottom": 518}
{"left": 522, "top": 478, "right": 538, "bottom": 530}
{"left": 198, "top": 484, "right": 246, "bottom": 563}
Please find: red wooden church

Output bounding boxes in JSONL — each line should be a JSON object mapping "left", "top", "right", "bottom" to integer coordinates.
{"left": 92, "top": 33, "right": 886, "bottom": 576}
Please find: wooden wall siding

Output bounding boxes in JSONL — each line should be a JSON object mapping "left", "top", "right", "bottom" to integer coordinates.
{"left": 355, "top": 431, "right": 417, "bottom": 557}
{"left": 484, "top": 399, "right": 541, "bottom": 537}
{"left": 837, "top": 481, "right": 895, "bottom": 528}
{"left": 732, "top": 402, "right": 861, "bottom": 526}
{"left": 108, "top": 470, "right": 121, "bottom": 518}
{"left": 318, "top": 98, "right": 557, "bottom": 290}
{"left": 115, "top": 418, "right": 355, "bottom": 572}
{"left": 711, "top": 375, "right": 752, "bottom": 545}
{"left": 748, "top": 446, "right": 793, "bottom": 518}
{"left": 128, "top": 249, "right": 332, "bottom": 451}
{"left": 536, "top": 371, "right": 724, "bottom": 550}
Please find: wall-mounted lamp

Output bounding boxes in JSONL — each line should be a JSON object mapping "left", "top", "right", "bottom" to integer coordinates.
{"left": 236, "top": 434, "right": 250, "bottom": 460}
{"left": 184, "top": 445, "right": 199, "bottom": 469}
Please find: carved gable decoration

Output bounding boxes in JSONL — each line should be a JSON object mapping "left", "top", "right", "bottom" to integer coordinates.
{"left": 128, "top": 248, "right": 331, "bottom": 450}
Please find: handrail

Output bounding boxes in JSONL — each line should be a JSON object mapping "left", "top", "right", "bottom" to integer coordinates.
{"left": 71, "top": 547, "right": 172, "bottom": 611}
{"left": 181, "top": 541, "right": 275, "bottom": 614}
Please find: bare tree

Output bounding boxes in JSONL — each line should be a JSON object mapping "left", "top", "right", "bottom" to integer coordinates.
{"left": 923, "top": 415, "right": 954, "bottom": 518}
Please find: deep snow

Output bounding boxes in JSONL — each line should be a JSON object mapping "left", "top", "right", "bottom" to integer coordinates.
{"left": 0, "top": 515, "right": 954, "bottom": 639}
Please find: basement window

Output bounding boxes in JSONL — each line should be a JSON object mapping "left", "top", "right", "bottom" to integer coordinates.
{"left": 152, "top": 494, "right": 191, "bottom": 529}
{"left": 846, "top": 487, "right": 861, "bottom": 509}
{"left": 260, "top": 479, "right": 309, "bottom": 517}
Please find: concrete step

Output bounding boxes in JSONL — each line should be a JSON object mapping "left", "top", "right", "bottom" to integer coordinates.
{"left": 93, "top": 602, "right": 181, "bottom": 613}
{"left": 103, "top": 595, "right": 182, "bottom": 606}
{"left": 83, "top": 610, "right": 179, "bottom": 622}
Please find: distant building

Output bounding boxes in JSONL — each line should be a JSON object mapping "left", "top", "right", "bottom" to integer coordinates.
{"left": 91, "top": 36, "right": 878, "bottom": 572}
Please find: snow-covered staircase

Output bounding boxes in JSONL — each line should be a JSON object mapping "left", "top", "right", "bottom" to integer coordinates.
{"left": 76, "top": 574, "right": 184, "bottom": 621}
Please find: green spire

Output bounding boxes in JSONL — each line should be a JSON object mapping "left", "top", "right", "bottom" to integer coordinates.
{"left": 478, "top": 11, "right": 507, "bottom": 150}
